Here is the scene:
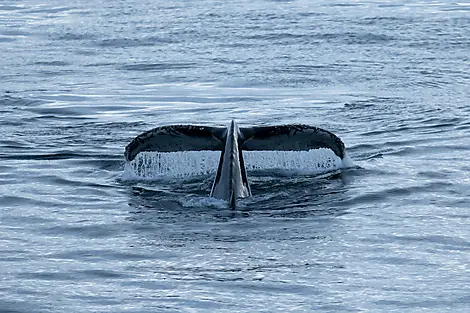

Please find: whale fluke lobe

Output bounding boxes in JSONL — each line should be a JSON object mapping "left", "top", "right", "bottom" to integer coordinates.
{"left": 239, "top": 124, "right": 345, "bottom": 159}
{"left": 124, "top": 125, "right": 226, "bottom": 162}
{"left": 124, "top": 121, "right": 346, "bottom": 208}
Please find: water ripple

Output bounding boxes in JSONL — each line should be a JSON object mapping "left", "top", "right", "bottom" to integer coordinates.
{"left": 0, "top": 0, "right": 469, "bottom": 312}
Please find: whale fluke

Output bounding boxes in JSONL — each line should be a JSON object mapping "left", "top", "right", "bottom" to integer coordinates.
{"left": 124, "top": 121, "right": 346, "bottom": 208}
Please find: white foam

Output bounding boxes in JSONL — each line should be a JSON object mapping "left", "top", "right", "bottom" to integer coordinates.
{"left": 179, "top": 196, "right": 227, "bottom": 208}
{"left": 123, "top": 148, "right": 351, "bottom": 180}
{"left": 122, "top": 161, "right": 140, "bottom": 180}
{"left": 341, "top": 152, "right": 355, "bottom": 169}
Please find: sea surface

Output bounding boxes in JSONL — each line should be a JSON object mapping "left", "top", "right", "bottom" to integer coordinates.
{"left": 1, "top": 0, "right": 469, "bottom": 312}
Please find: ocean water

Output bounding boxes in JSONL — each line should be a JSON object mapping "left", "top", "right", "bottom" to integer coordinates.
{"left": 1, "top": 0, "right": 469, "bottom": 312}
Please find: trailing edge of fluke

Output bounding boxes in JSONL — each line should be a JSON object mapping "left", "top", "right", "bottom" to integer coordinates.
{"left": 124, "top": 120, "right": 346, "bottom": 208}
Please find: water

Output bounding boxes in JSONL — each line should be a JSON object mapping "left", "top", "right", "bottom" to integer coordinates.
{"left": 1, "top": 0, "right": 469, "bottom": 312}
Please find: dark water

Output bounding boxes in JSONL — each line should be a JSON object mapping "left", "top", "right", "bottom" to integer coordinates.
{"left": 1, "top": 0, "right": 469, "bottom": 312}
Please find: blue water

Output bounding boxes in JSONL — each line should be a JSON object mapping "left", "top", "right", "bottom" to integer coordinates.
{"left": 1, "top": 0, "right": 469, "bottom": 312}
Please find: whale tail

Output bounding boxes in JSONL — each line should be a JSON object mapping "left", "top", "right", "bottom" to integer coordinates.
{"left": 125, "top": 123, "right": 345, "bottom": 162}
{"left": 124, "top": 120, "right": 346, "bottom": 207}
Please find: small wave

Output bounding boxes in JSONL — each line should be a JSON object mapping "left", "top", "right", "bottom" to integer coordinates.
{"left": 340, "top": 181, "right": 453, "bottom": 207}
{"left": 387, "top": 234, "right": 470, "bottom": 251}
{"left": 0, "top": 5, "right": 25, "bottom": 11}
{"left": 243, "top": 32, "right": 308, "bottom": 41}
{"left": 328, "top": 2, "right": 364, "bottom": 7}
{"left": 344, "top": 96, "right": 406, "bottom": 109}
{"left": 32, "top": 61, "right": 70, "bottom": 66}
{"left": 25, "top": 6, "right": 72, "bottom": 14}
{"left": 0, "top": 152, "right": 86, "bottom": 160}
{"left": 243, "top": 191, "right": 290, "bottom": 206}
{"left": 0, "top": 36, "right": 16, "bottom": 43}
{"left": 54, "top": 32, "right": 97, "bottom": 41}
{"left": 179, "top": 196, "right": 227, "bottom": 209}
{"left": 41, "top": 223, "right": 123, "bottom": 239}
{"left": 120, "top": 62, "right": 197, "bottom": 72}
{"left": 97, "top": 36, "right": 176, "bottom": 48}
{"left": 0, "top": 94, "right": 47, "bottom": 106}
{"left": 359, "top": 16, "right": 413, "bottom": 25}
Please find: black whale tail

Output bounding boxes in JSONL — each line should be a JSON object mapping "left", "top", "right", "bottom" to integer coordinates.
{"left": 124, "top": 120, "right": 346, "bottom": 206}
{"left": 124, "top": 122, "right": 345, "bottom": 162}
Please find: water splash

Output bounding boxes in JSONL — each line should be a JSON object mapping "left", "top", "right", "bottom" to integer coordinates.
{"left": 244, "top": 149, "right": 347, "bottom": 174}
{"left": 122, "top": 148, "right": 352, "bottom": 180}
{"left": 124, "top": 151, "right": 220, "bottom": 180}
{"left": 179, "top": 195, "right": 227, "bottom": 209}
{"left": 122, "top": 162, "right": 140, "bottom": 180}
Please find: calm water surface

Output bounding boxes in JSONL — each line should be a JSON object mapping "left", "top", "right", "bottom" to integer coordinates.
{"left": 1, "top": 0, "right": 469, "bottom": 312}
